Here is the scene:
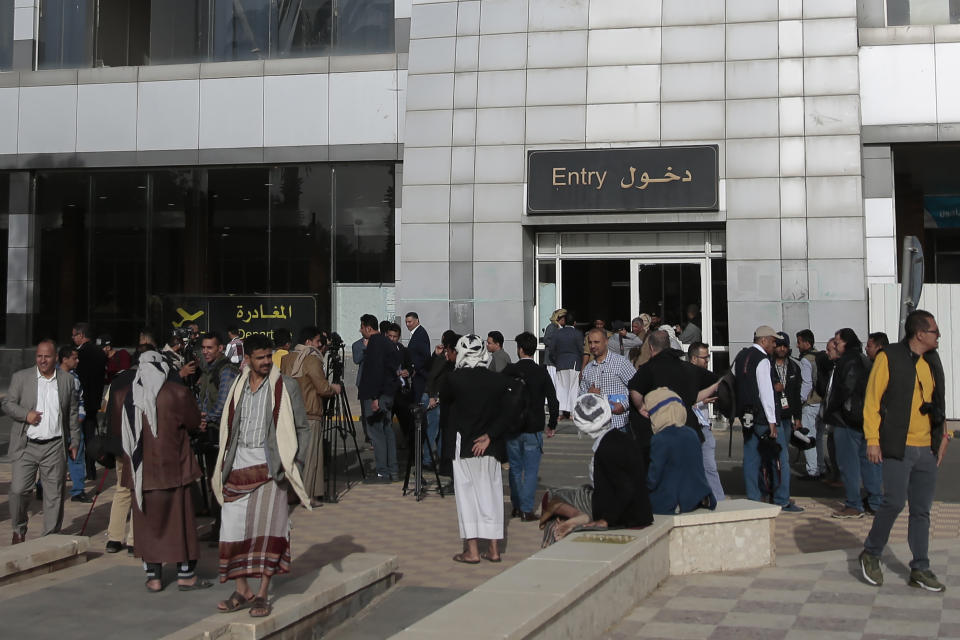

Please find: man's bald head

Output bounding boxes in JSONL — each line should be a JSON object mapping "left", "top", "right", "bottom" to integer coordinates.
{"left": 647, "top": 329, "right": 670, "bottom": 354}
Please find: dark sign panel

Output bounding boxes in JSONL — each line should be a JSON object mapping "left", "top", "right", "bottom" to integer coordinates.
{"left": 527, "top": 145, "right": 719, "bottom": 214}
{"left": 157, "top": 295, "right": 318, "bottom": 341}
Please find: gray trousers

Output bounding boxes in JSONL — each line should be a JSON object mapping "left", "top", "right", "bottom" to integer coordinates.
{"left": 9, "top": 438, "right": 68, "bottom": 537}
{"left": 864, "top": 445, "right": 938, "bottom": 571}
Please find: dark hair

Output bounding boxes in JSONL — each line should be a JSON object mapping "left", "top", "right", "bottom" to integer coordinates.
{"left": 405, "top": 311, "right": 419, "bottom": 320}
{"left": 796, "top": 329, "right": 814, "bottom": 345}
{"left": 299, "top": 325, "right": 323, "bottom": 345}
{"left": 72, "top": 322, "right": 92, "bottom": 338}
{"left": 442, "top": 332, "right": 461, "bottom": 350}
{"left": 379, "top": 320, "right": 391, "bottom": 334}
{"left": 360, "top": 314, "right": 379, "bottom": 330}
{"left": 868, "top": 331, "right": 889, "bottom": 348}
{"left": 564, "top": 312, "right": 575, "bottom": 324}
{"left": 226, "top": 325, "right": 240, "bottom": 336}
{"left": 487, "top": 330, "right": 504, "bottom": 347}
{"left": 515, "top": 331, "right": 537, "bottom": 356}
{"left": 386, "top": 323, "right": 402, "bottom": 335}
{"left": 139, "top": 327, "right": 158, "bottom": 346}
{"left": 274, "top": 328, "right": 292, "bottom": 347}
{"left": 244, "top": 333, "right": 274, "bottom": 354}
{"left": 136, "top": 342, "right": 157, "bottom": 355}
{"left": 904, "top": 309, "right": 935, "bottom": 340}
{"left": 647, "top": 329, "right": 670, "bottom": 352}
{"left": 687, "top": 341, "right": 709, "bottom": 360}
{"left": 166, "top": 334, "right": 182, "bottom": 348}
{"left": 57, "top": 345, "right": 77, "bottom": 362}
{"left": 835, "top": 328, "right": 862, "bottom": 353}
{"left": 200, "top": 332, "right": 222, "bottom": 346}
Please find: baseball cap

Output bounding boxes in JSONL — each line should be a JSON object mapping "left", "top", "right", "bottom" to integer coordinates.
{"left": 754, "top": 325, "right": 778, "bottom": 339}
{"left": 774, "top": 331, "right": 790, "bottom": 347}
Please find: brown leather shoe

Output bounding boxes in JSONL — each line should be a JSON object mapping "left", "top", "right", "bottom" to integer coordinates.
{"left": 519, "top": 511, "right": 539, "bottom": 522}
{"left": 12, "top": 532, "right": 24, "bottom": 544}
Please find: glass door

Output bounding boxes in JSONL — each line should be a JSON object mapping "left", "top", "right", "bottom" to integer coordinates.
{"left": 630, "top": 257, "right": 711, "bottom": 360}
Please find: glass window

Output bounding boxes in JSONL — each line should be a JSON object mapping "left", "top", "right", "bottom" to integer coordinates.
{"left": 149, "top": 0, "right": 210, "bottom": 64}
{"left": 333, "top": 163, "right": 394, "bottom": 283}
{"left": 206, "top": 167, "right": 270, "bottom": 293}
{"left": 212, "top": 0, "right": 270, "bottom": 61}
{"left": 151, "top": 170, "right": 197, "bottom": 300}
{"left": 335, "top": 0, "right": 394, "bottom": 54}
{"left": 90, "top": 172, "right": 149, "bottom": 345}
{"left": 274, "top": 0, "right": 333, "bottom": 57}
{"left": 38, "top": 0, "right": 94, "bottom": 69}
{"left": 95, "top": 0, "right": 149, "bottom": 66}
{"left": 0, "top": 1, "right": 13, "bottom": 71}
{"left": 36, "top": 172, "right": 89, "bottom": 342}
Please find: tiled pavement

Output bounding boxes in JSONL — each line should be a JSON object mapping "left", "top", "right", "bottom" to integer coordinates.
{"left": 605, "top": 539, "right": 960, "bottom": 640}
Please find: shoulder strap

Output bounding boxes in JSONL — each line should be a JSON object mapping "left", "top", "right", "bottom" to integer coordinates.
{"left": 273, "top": 377, "right": 283, "bottom": 426}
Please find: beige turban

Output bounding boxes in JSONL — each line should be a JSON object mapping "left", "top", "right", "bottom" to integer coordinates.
{"left": 644, "top": 387, "right": 687, "bottom": 435}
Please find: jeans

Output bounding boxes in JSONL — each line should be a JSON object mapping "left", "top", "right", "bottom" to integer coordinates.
{"left": 66, "top": 432, "right": 87, "bottom": 497}
{"left": 800, "top": 404, "right": 820, "bottom": 476}
{"left": 701, "top": 426, "right": 725, "bottom": 501}
{"left": 363, "top": 395, "right": 397, "bottom": 478}
{"left": 419, "top": 393, "right": 441, "bottom": 467}
{"left": 743, "top": 420, "right": 791, "bottom": 506}
{"left": 832, "top": 425, "right": 883, "bottom": 512}
{"left": 864, "top": 446, "right": 938, "bottom": 570}
{"left": 506, "top": 432, "right": 543, "bottom": 514}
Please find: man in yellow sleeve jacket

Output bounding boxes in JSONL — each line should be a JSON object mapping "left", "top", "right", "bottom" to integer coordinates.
{"left": 859, "top": 310, "right": 948, "bottom": 592}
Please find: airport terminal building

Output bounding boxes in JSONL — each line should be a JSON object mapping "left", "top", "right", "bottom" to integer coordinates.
{"left": 0, "top": 0, "right": 957, "bottom": 412}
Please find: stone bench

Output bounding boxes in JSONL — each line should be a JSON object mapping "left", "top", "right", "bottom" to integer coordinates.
{"left": 390, "top": 499, "right": 780, "bottom": 640}
{"left": 0, "top": 534, "right": 90, "bottom": 587}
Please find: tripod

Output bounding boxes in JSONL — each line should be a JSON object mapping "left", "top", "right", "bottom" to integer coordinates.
{"left": 322, "top": 346, "right": 365, "bottom": 502}
{"left": 402, "top": 404, "right": 444, "bottom": 500}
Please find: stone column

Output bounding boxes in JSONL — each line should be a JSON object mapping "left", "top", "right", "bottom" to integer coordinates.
{"left": 7, "top": 172, "right": 35, "bottom": 346}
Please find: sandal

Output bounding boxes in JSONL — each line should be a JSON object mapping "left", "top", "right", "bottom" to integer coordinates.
{"left": 145, "top": 579, "right": 164, "bottom": 593}
{"left": 452, "top": 553, "right": 480, "bottom": 565}
{"left": 218, "top": 591, "right": 252, "bottom": 613}
{"left": 480, "top": 552, "right": 501, "bottom": 563}
{"left": 249, "top": 596, "right": 272, "bottom": 618}
{"left": 178, "top": 578, "right": 214, "bottom": 591}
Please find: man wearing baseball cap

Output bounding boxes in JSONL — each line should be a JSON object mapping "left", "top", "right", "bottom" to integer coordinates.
{"left": 731, "top": 325, "right": 804, "bottom": 512}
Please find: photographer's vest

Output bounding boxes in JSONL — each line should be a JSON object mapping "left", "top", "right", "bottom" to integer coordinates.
{"left": 198, "top": 356, "right": 239, "bottom": 411}
{"left": 878, "top": 342, "right": 945, "bottom": 460}
{"left": 800, "top": 349, "right": 822, "bottom": 405}
{"left": 733, "top": 346, "right": 766, "bottom": 420}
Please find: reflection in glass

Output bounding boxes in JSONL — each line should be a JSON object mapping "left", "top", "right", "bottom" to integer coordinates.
{"left": 212, "top": 0, "right": 270, "bottom": 61}
{"left": 206, "top": 167, "right": 270, "bottom": 293}
{"left": 95, "top": 0, "right": 149, "bottom": 66}
{"left": 38, "top": 0, "right": 94, "bottom": 69}
{"left": 334, "top": 163, "right": 394, "bottom": 283}
{"left": 711, "top": 258, "right": 728, "bottom": 348}
{"left": 0, "top": 1, "right": 13, "bottom": 71}
{"left": 274, "top": 0, "right": 333, "bottom": 57}
{"left": 335, "top": 0, "right": 394, "bottom": 54}
{"left": 537, "top": 260, "right": 557, "bottom": 338}
{"left": 149, "top": 0, "right": 210, "bottom": 64}
{"left": 151, "top": 170, "right": 194, "bottom": 299}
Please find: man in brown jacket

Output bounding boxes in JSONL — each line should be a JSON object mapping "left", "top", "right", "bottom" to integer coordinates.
{"left": 112, "top": 350, "right": 211, "bottom": 592}
{"left": 280, "top": 327, "right": 341, "bottom": 503}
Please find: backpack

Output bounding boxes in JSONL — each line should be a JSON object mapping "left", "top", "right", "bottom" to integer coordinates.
{"left": 501, "top": 369, "right": 530, "bottom": 435}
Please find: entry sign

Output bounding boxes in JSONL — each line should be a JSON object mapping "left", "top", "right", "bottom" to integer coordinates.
{"left": 527, "top": 145, "right": 719, "bottom": 214}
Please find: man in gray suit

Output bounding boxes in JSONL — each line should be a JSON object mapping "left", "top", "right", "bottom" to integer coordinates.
{"left": 4, "top": 339, "right": 80, "bottom": 543}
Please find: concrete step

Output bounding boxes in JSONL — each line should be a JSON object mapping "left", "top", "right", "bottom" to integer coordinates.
{"left": 0, "top": 533, "right": 90, "bottom": 587}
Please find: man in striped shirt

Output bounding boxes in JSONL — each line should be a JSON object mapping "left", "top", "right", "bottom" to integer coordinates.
{"left": 579, "top": 328, "right": 636, "bottom": 432}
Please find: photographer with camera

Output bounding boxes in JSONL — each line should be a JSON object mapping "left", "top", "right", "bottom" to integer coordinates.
{"left": 859, "top": 310, "right": 948, "bottom": 592}
{"left": 280, "top": 326, "right": 341, "bottom": 503}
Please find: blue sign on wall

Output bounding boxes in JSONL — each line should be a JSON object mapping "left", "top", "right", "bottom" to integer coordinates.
{"left": 923, "top": 196, "right": 960, "bottom": 228}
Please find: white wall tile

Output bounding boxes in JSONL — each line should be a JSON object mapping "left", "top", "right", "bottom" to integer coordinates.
{"left": 457, "top": 1, "right": 481, "bottom": 35}
{"left": 585, "top": 103, "right": 660, "bottom": 142}
{"left": 473, "top": 183, "right": 525, "bottom": 221}
{"left": 780, "top": 177, "right": 806, "bottom": 217}
{"left": 406, "top": 73, "right": 454, "bottom": 110}
{"left": 474, "top": 145, "right": 525, "bottom": 183}
{"left": 726, "top": 219, "right": 781, "bottom": 259}
{"left": 587, "top": 65, "right": 659, "bottom": 104}
{"left": 474, "top": 261, "right": 525, "bottom": 300}
{"left": 263, "top": 74, "right": 329, "bottom": 147}
{"left": 803, "top": 18, "right": 858, "bottom": 56}
{"left": 403, "top": 146, "right": 452, "bottom": 185}
{"left": 778, "top": 21, "right": 803, "bottom": 58}
{"left": 726, "top": 138, "right": 780, "bottom": 178}
{"left": 662, "top": 63, "right": 725, "bottom": 102}
{"left": 0, "top": 88, "right": 18, "bottom": 155}
{"left": 806, "top": 176, "right": 862, "bottom": 217}
{"left": 528, "top": 30, "right": 588, "bottom": 68}
{"left": 866, "top": 237, "right": 897, "bottom": 277}
{"left": 529, "top": 0, "right": 588, "bottom": 31}
{"left": 13, "top": 6, "right": 33, "bottom": 40}
{"left": 728, "top": 259, "right": 782, "bottom": 301}
{"left": 329, "top": 71, "right": 398, "bottom": 145}
{"left": 726, "top": 22, "right": 778, "bottom": 61}
{"left": 860, "top": 45, "right": 936, "bottom": 125}
{"left": 780, "top": 218, "right": 807, "bottom": 259}
{"left": 726, "top": 60, "right": 778, "bottom": 99}
{"left": 526, "top": 105, "right": 586, "bottom": 144}
{"left": 588, "top": 28, "right": 661, "bottom": 66}
{"left": 405, "top": 109, "right": 454, "bottom": 147}
{"left": 402, "top": 185, "right": 451, "bottom": 223}
{"left": 480, "top": 0, "right": 529, "bottom": 34}
{"left": 474, "top": 222, "right": 523, "bottom": 260}
{"left": 450, "top": 145, "right": 475, "bottom": 183}
{"left": 200, "top": 76, "right": 263, "bottom": 149}
{"left": 455, "top": 36, "right": 480, "bottom": 71}
{"left": 779, "top": 0, "right": 802, "bottom": 19}
{"left": 864, "top": 197, "right": 895, "bottom": 237}
{"left": 409, "top": 37, "right": 458, "bottom": 73}
{"left": 137, "top": 80, "right": 200, "bottom": 151}
{"left": 401, "top": 223, "right": 450, "bottom": 261}
{"left": 663, "top": 0, "right": 724, "bottom": 26}
{"left": 479, "top": 33, "right": 528, "bottom": 70}
{"left": 661, "top": 101, "right": 724, "bottom": 140}
{"left": 779, "top": 137, "right": 805, "bottom": 176}
{"left": 804, "top": 95, "right": 860, "bottom": 136}
{"left": 396, "top": 0, "right": 413, "bottom": 19}
{"left": 527, "top": 67, "right": 587, "bottom": 106}
{"left": 410, "top": 1, "right": 459, "bottom": 38}
{"left": 477, "top": 69, "right": 526, "bottom": 107}
{"left": 808, "top": 259, "right": 865, "bottom": 300}
{"left": 589, "top": 0, "right": 661, "bottom": 28}
{"left": 805, "top": 135, "right": 861, "bottom": 176}
{"left": 779, "top": 97, "right": 804, "bottom": 136}
{"left": 454, "top": 72, "right": 478, "bottom": 108}
{"left": 803, "top": 56, "right": 859, "bottom": 96}
{"left": 725, "top": 178, "right": 780, "bottom": 219}
{"left": 936, "top": 43, "right": 960, "bottom": 122}
{"left": 476, "top": 107, "right": 525, "bottom": 145}
{"left": 726, "top": 0, "right": 778, "bottom": 22}
{"left": 661, "top": 26, "right": 725, "bottom": 63}
{"left": 452, "top": 108, "right": 477, "bottom": 145}
{"left": 807, "top": 217, "right": 864, "bottom": 259}
{"left": 803, "top": 0, "right": 856, "bottom": 18}
{"left": 778, "top": 58, "right": 804, "bottom": 97}
{"left": 76, "top": 82, "right": 137, "bottom": 152}
{"left": 726, "top": 98, "right": 778, "bottom": 138}
{"left": 19, "top": 85, "right": 77, "bottom": 154}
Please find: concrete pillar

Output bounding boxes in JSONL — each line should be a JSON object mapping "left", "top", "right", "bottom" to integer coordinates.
{"left": 12, "top": 1, "right": 37, "bottom": 70}
{"left": 6, "top": 172, "right": 35, "bottom": 346}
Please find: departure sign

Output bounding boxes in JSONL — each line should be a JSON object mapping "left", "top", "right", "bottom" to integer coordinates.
{"left": 527, "top": 145, "right": 719, "bottom": 214}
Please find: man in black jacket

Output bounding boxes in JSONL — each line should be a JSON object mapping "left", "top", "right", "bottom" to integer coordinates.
{"left": 357, "top": 314, "right": 401, "bottom": 483}
{"left": 770, "top": 332, "right": 803, "bottom": 508}
{"left": 72, "top": 322, "right": 106, "bottom": 479}
{"left": 503, "top": 332, "right": 559, "bottom": 521}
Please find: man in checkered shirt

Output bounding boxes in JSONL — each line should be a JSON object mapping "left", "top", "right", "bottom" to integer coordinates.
{"left": 579, "top": 328, "right": 636, "bottom": 431}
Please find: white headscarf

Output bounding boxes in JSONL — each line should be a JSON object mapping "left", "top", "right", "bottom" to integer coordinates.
{"left": 658, "top": 324, "right": 683, "bottom": 351}
{"left": 121, "top": 350, "right": 170, "bottom": 510}
{"left": 455, "top": 334, "right": 490, "bottom": 369}
{"left": 572, "top": 393, "right": 612, "bottom": 439}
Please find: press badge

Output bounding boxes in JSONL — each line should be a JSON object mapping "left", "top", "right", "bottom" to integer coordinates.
{"left": 780, "top": 396, "right": 789, "bottom": 410}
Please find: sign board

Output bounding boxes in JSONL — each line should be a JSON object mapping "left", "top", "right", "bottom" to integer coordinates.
{"left": 157, "top": 295, "right": 318, "bottom": 341}
{"left": 527, "top": 145, "right": 719, "bottom": 214}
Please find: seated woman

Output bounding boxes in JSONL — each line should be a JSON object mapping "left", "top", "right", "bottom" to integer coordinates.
{"left": 644, "top": 387, "right": 717, "bottom": 515}
{"left": 539, "top": 393, "right": 653, "bottom": 546}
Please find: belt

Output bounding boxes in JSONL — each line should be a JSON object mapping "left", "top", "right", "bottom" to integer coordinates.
{"left": 27, "top": 436, "right": 62, "bottom": 445}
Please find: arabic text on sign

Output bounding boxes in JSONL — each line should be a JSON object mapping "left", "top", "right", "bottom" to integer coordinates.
{"left": 551, "top": 167, "right": 693, "bottom": 191}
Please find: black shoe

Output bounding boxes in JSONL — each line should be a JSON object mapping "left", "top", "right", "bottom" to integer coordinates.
{"left": 128, "top": 546, "right": 136, "bottom": 556}
{"left": 105, "top": 540, "right": 124, "bottom": 553}
{"left": 35, "top": 485, "right": 42, "bottom": 501}
{"left": 798, "top": 473, "right": 821, "bottom": 481}
{"left": 511, "top": 507, "right": 521, "bottom": 518}
{"left": 71, "top": 492, "right": 93, "bottom": 503}
{"left": 520, "top": 511, "right": 539, "bottom": 522}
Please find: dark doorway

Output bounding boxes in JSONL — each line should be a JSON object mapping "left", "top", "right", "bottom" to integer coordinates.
{"left": 561, "top": 259, "right": 630, "bottom": 329}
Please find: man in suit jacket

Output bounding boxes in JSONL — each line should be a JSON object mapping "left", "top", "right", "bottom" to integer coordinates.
{"left": 551, "top": 312, "right": 584, "bottom": 419}
{"left": 405, "top": 312, "right": 431, "bottom": 400}
{"left": 4, "top": 340, "right": 81, "bottom": 543}
{"left": 72, "top": 322, "right": 106, "bottom": 478}
{"left": 503, "top": 331, "right": 559, "bottom": 521}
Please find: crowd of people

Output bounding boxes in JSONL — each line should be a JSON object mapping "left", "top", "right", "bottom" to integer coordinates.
{"left": 2, "top": 305, "right": 949, "bottom": 601}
